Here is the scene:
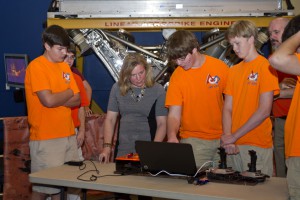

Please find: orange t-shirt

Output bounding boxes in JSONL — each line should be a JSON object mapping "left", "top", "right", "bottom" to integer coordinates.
{"left": 285, "top": 54, "right": 300, "bottom": 158}
{"left": 25, "top": 56, "right": 79, "bottom": 140}
{"left": 224, "top": 55, "right": 279, "bottom": 148}
{"left": 166, "top": 55, "right": 229, "bottom": 140}
{"left": 71, "top": 73, "right": 89, "bottom": 127}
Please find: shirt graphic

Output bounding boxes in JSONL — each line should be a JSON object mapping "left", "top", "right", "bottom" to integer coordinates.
{"left": 206, "top": 74, "right": 220, "bottom": 88}
{"left": 248, "top": 71, "right": 258, "bottom": 82}
{"left": 63, "top": 72, "right": 71, "bottom": 83}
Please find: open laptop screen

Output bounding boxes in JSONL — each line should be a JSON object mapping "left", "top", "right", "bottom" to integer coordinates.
{"left": 135, "top": 141, "right": 197, "bottom": 176}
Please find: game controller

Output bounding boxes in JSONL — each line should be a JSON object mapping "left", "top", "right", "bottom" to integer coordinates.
{"left": 206, "top": 148, "right": 269, "bottom": 185}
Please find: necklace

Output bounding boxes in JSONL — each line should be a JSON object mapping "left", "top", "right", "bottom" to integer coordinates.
{"left": 130, "top": 87, "right": 146, "bottom": 102}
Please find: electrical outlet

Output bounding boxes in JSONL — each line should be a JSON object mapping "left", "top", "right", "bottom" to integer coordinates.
{"left": 6, "top": 83, "right": 10, "bottom": 90}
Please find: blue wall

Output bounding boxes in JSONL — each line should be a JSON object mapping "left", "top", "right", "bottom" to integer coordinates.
{"left": 0, "top": 1, "right": 52, "bottom": 142}
{"left": 0, "top": 1, "right": 52, "bottom": 118}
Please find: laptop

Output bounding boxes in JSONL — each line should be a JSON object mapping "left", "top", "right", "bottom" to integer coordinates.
{"left": 135, "top": 141, "right": 198, "bottom": 177}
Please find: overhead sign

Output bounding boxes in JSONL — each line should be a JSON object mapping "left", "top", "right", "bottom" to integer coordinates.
{"left": 48, "top": 16, "right": 289, "bottom": 30}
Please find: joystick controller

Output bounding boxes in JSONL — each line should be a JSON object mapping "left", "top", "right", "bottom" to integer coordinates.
{"left": 218, "top": 147, "right": 227, "bottom": 169}
{"left": 248, "top": 150, "right": 257, "bottom": 172}
{"left": 240, "top": 150, "right": 268, "bottom": 179}
{"left": 211, "top": 147, "right": 235, "bottom": 174}
{"left": 207, "top": 149, "right": 269, "bottom": 185}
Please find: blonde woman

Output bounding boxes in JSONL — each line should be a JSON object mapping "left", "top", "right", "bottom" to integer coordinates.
{"left": 99, "top": 53, "right": 168, "bottom": 162}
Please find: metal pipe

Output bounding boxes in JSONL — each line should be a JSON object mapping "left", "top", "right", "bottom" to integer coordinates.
{"left": 101, "top": 30, "right": 164, "bottom": 61}
{"left": 154, "top": 65, "right": 169, "bottom": 82}
{"left": 199, "top": 33, "right": 225, "bottom": 50}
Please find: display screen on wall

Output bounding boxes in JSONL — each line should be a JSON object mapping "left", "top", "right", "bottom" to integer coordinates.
{"left": 4, "top": 54, "right": 29, "bottom": 88}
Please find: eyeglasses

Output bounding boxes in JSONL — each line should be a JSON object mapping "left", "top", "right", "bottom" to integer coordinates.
{"left": 65, "top": 55, "right": 76, "bottom": 60}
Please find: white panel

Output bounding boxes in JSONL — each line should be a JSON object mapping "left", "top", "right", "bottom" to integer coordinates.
{"left": 49, "top": 0, "right": 288, "bottom": 18}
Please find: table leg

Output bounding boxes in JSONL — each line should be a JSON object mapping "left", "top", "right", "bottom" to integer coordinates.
{"left": 60, "top": 187, "right": 65, "bottom": 200}
{"left": 82, "top": 189, "right": 87, "bottom": 200}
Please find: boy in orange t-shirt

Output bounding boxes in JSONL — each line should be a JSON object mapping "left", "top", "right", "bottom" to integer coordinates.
{"left": 222, "top": 20, "right": 279, "bottom": 176}
{"left": 269, "top": 15, "right": 300, "bottom": 200}
{"left": 165, "top": 30, "right": 229, "bottom": 168}
{"left": 25, "top": 25, "right": 80, "bottom": 200}
{"left": 64, "top": 44, "right": 90, "bottom": 162}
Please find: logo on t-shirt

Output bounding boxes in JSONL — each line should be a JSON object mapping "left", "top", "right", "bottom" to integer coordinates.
{"left": 247, "top": 71, "right": 258, "bottom": 83}
{"left": 63, "top": 72, "right": 71, "bottom": 82}
{"left": 206, "top": 74, "right": 220, "bottom": 88}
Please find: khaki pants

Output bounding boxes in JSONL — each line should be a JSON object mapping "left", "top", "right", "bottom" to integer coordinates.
{"left": 274, "top": 117, "right": 287, "bottom": 177}
{"left": 286, "top": 157, "right": 300, "bottom": 200}
{"left": 30, "top": 136, "right": 79, "bottom": 194}
{"left": 227, "top": 145, "right": 273, "bottom": 177}
{"left": 180, "top": 137, "right": 220, "bottom": 168}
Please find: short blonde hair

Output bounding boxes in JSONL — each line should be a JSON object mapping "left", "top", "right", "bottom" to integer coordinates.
{"left": 226, "top": 20, "right": 258, "bottom": 40}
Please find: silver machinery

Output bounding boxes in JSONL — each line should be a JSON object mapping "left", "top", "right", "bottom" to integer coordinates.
{"left": 48, "top": 0, "right": 291, "bottom": 84}
{"left": 68, "top": 27, "right": 269, "bottom": 86}
{"left": 68, "top": 28, "right": 168, "bottom": 82}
